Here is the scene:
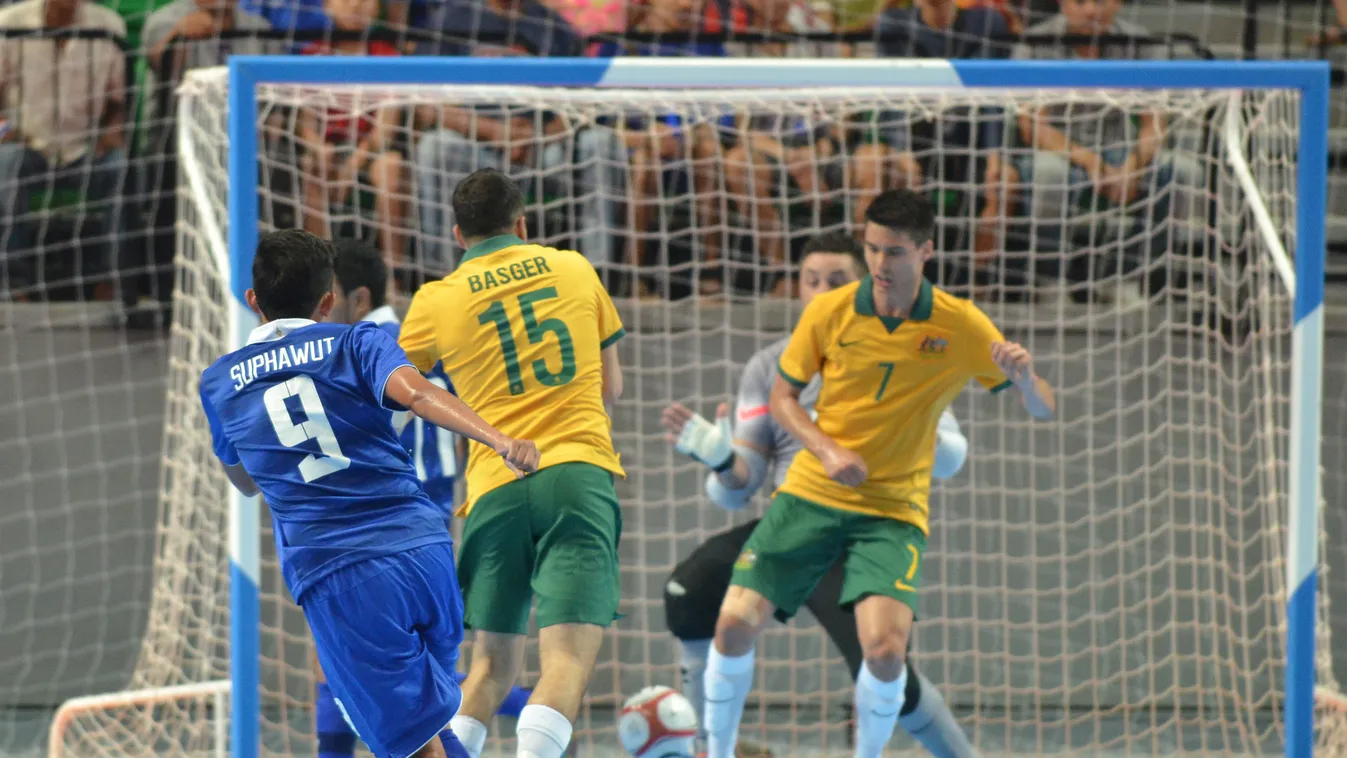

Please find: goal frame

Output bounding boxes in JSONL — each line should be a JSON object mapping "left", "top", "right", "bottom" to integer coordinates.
{"left": 219, "top": 56, "right": 1329, "bottom": 758}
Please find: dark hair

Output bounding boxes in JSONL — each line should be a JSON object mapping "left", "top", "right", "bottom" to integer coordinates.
{"left": 451, "top": 168, "right": 525, "bottom": 241}
{"left": 802, "top": 231, "right": 865, "bottom": 273}
{"left": 251, "top": 229, "right": 335, "bottom": 320}
{"left": 332, "top": 237, "right": 387, "bottom": 310}
{"left": 864, "top": 189, "right": 935, "bottom": 246}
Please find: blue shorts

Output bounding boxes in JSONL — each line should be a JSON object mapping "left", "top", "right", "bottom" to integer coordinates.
{"left": 303, "top": 542, "right": 464, "bottom": 758}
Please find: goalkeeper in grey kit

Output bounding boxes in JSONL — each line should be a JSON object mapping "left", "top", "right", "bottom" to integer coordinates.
{"left": 660, "top": 232, "right": 979, "bottom": 758}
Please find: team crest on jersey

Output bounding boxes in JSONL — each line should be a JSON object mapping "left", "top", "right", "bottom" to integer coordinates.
{"left": 918, "top": 335, "right": 948, "bottom": 357}
{"left": 735, "top": 550, "right": 757, "bottom": 570}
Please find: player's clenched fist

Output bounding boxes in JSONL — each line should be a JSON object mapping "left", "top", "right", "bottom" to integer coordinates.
{"left": 819, "top": 442, "right": 868, "bottom": 487}
{"left": 495, "top": 437, "right": 541, "bottom": 478}
{"left": 991, "top": 341, "right": 1035, "bottom": 386}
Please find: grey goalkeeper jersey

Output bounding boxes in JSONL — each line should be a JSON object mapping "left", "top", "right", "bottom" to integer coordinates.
{"left": 734, "top": 338, "right": 819, "bottom": 490}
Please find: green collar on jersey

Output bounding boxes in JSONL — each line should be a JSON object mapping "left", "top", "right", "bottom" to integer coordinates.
{"left": 460, "top": 234, "right": 526, "bottom": 264}
{"left": 854, "top": 275, "right": 934, "bottom": 332}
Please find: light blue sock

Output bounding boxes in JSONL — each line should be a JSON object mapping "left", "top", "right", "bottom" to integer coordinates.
{"left": 898, "top": 671, "right": 979, "bottom": 758}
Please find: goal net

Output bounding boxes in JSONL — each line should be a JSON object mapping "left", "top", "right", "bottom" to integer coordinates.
{"left": 39, "top": 60, "right": 1346, "bottom": 758}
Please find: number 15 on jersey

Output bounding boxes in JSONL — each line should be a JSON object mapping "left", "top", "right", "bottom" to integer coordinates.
{"left": 478, "top": 287, "right": 576, "bottom": 396}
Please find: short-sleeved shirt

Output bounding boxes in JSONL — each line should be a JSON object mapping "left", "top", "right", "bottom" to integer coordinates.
{"left": 399, "top": 234, "right": 626, "bottom": 513}
{"left": 199, "top": 319, "right": 449, "bottom": 603}
{"left": 0, "top": 0, "right": 126, "bottom": 164}
{"left": 1012, "top": 15, "right": 1163, "bottom": 150}
{"left": 775, "top": 276, "right": 1011, "bottom": 532}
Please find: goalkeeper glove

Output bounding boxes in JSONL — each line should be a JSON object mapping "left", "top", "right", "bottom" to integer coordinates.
{"left": 674, "top": 411, "right": 736, "bottom": 472}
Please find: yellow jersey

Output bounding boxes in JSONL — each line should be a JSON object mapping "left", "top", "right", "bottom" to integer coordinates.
{"left": 399, "top": 235, "right": 626, "bottom": 514}
{"left": 775, "top": 276, "right": 1011, "bottom": 532}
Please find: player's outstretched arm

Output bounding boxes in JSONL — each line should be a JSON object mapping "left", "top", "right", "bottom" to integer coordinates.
{"left": 769, "top": 375, "right": 868, "bottom": 487}
{"left": 383, "top": 366, "right": 541, "bottom": 477}
{"left": 991, "top": 341, "right": 1055, "bottom": 419}
{"left": 660, "top": 402, "right": 770, "bottom": 508}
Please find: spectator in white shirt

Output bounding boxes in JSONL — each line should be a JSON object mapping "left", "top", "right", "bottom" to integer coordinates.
{"left": 0, "top": 0, "right": 128, "bottom": 295}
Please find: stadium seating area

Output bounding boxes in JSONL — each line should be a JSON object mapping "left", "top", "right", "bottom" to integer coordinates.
{"left": 0, "top": 0, "right": 1344, "bottom": 315}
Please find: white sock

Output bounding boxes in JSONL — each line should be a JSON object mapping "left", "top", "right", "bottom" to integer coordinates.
{"left": 702, "top": 646, "right": 755, "bottom": 758}
{"left": 854, "top": 662, "right": 906, "bottom": 758}
{"left": 678, "top": 639, "right": 711, "bottom": 741}
{"left": 516, "top": 704, "right": 572, "bottom": 758}
{"left": 449, "top": 714, "right": 488, "bottom": 758}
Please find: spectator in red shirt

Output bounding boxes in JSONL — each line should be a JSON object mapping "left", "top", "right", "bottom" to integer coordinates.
{"left": 296, "top": 0, "right": 408, "bottom": 299}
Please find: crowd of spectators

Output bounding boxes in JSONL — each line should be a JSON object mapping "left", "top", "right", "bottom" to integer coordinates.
{"left": 0, "top": 0, "right": 1315, "bottom": 314}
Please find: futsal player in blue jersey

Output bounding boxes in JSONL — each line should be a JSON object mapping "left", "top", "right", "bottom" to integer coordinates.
{"left": 308, "top": 238, "right": 531, "bottom": 758}
{"left": 200, "top": 230, "right": 540, "bottom": 758}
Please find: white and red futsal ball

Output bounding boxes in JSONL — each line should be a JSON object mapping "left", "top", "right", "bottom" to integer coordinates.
{"left": 618, "top": 685, "right": 699, "bottom": 758}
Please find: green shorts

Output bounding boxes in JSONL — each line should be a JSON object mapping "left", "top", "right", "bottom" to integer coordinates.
{"left": 731, "top": 491, "right": 927, "bottom": 621}
{"left": 457, "top": 462, "right": 622, "bottom": 635}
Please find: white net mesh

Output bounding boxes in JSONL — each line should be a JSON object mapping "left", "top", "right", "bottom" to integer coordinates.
{"left": 38, "top": 65, "right": 1347, "bottom": 758}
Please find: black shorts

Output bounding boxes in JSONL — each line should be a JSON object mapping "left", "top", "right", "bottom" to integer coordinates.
{"left": 664, "top": 521, "right": 760, "bottom": 640}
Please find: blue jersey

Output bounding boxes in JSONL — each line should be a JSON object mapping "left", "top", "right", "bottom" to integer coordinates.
{"left": 366, "top": 307, "right": 458, "bottom": 515}
{"left": 199, "top": 318, "right": 450, "bottom": 603}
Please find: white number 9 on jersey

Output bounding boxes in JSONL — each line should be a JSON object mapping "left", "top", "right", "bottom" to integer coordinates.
{"left": 262, "top": 375, "right": 351, "bottom": 482}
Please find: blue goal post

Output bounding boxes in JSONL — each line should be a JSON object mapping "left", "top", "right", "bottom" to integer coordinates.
{"left": 221, "top": 56, "right": 1329, "bottom": 758}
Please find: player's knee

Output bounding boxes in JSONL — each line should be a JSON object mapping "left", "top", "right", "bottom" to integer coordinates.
{"left": 469, "top": 632, "right": 525, "bottom": 684}
{"left": 712, "top": 614, "right": 757, "bottom": 657}
{"left": 713, "top": 594, "right": 768, "bottom": 655}
{"left": 859, "top": 630, "right": 908, "bottom": 680}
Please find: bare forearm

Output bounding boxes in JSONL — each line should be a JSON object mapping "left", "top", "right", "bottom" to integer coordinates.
{"left": 148, "top": 34, "right": 185, "bottom": 75}
{"left": 1132, "top": 112, "right": 1163, "bottom": 169}
{"left": 1018, "top": 374, "right": 1055, "bottom": 419}
{"left": 601, "top": 346, "right": 623, "bottom": 403}
{"left": 439, "top": 106, "right": 511, "bottom": 143}
{"left": 770, "top": 391, "right": 833, "bottom": 460}
{"left": 1024, "top": 111, "right": 1099, "bottom": 172}
{"left": 407, "top": 389, "right": 507, "bottom": 450}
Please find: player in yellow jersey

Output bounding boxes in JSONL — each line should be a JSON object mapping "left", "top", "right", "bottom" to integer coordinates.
{"left": 700, "top": 189, "right": 1055, "bottom": 758}
{"left": 398, "top": 169, "right": 626, "bottom": 758}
